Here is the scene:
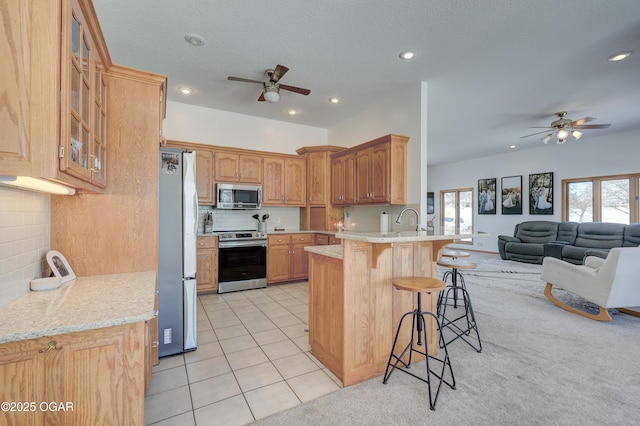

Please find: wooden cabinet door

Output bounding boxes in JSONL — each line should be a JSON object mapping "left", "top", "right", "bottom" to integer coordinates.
{"left": 196, "top": 150, "right": 214, "bottom": 205}
{"left": 343, "top": 154, "right": 356, "bottom": 205}
{"left": 215, "top": 152, "right": 239, "bottom": 182}
{"left": 0, "top": 0, "right": 32, "bottom": 176}
{"left": 284, "top": 158, "right": 306, "bottom": 206}
{"left": 307, "top": 152, "right": 326, "bottom": 205}
{"left": 238, "top": 154, "right": 263, "bottom": 183}
{"left": 330, "top": 156, "right": 344, "bottom": 205}
{"left": 355, "top": 147, "right": 372, "bottom": 204}
{"left": 371, "top": 143, "right": 390, "bottom": 204}
{"left": 267, "top": 243, "right": 291, "bottom": 283}
{"left": 263, "top": 157, "right": 285, "bottom": 205}
{"left": 196, "top": 237, "right": 218, "bottom": 293}
{"left": 291, "top": 234, "right": 313, "bottom": 279}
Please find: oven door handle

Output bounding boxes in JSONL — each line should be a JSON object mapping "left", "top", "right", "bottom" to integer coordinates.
{"left": 218, "top": 240, "right": 267, "bottom": 249}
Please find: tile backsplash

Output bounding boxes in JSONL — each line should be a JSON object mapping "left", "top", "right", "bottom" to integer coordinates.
{"left": 0, "top": 186, "right": 51, "bottom": 307}
{"left": 198, "top": 206, "right": 301, "bottom": 233}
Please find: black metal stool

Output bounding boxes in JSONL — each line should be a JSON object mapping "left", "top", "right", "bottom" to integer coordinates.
{"left": 440, "top": 250, "right": 471, "bottom": 287}
{"left": 382, "top": 277, "right": 456, "bottom": 410}
{"left": 436, "top": 258, "right": 482, "bottom": 352}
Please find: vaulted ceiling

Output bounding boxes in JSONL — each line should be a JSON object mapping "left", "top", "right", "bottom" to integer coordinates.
{"left": 93, "top": 0, "right": 640, "bottom": 165}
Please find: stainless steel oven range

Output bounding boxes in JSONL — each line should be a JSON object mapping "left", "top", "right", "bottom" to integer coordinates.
{"left": 217, "top": 230, "right": 267, "bottom": 293}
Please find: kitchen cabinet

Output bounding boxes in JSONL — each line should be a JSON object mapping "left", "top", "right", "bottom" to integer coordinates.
{"left": 0, "top": 0, "right": 113, "bottom": 192}
{"left": 0, "top": 322, "right": 146, "bottom": 425}
{"left": 196, "top": 149, "right": 215, "bottom": 204}
{"left": 215, "top": 151, "right": 262, "bottom": 184}
{"left": 315, "top": 234, "right": 341, "bottom": 245}
{"left": 196, "top": 236, "right": 218, "bottom": 293}
{"left": 297, "top": 146, "right": 345, "bottom": 231}
{"left": 263, "top": 156, "right": 306, "bottom": 206}
{"left": 330, "top": 153, "right": 356, "bottom": 206}
{"left": 267, "top": 233, "right": 314, "bottom": 283}
{"left": 330, "top": 134, "right": 408, "bottom": 206}
{"left": 59, "top": 0, "right": 108, "bottom": 187}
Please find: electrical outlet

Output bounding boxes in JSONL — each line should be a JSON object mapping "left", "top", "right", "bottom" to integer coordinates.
{"left": 477, "top": 242, "right": 483, "bottom": 247}
{"left": 163, "top": 328, "right": 172, "bottom": 344}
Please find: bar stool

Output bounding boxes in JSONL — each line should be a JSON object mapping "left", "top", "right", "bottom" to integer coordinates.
{"left": 440, "top": 249, "right": 470, "bottom": 284}
{"left": 382, "top": 277, "right": 456, "bottom": 410}
{"left": 436, "top": 258, "right": 482, "bottom": 353}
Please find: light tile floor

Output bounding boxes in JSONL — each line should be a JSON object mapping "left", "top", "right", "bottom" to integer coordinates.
{"left": 144, "top": 281, "right": 342, "bottom": 425}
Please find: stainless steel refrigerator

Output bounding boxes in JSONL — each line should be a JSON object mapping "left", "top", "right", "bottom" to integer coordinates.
{"left": 158, "top": 148, "right": 197, "bottom": 357}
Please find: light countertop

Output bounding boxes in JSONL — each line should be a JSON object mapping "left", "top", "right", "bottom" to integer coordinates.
{"left": 198, "top": 229, "right": 338, "bottom": 237}
{"left": 0, "top": 270, "right": 157, "bottom": 344}
{"left": 305, "top": 244, "right": 344, "bottom": 259}
{"left": 334, "top": 230, "right": 489, "bottom": 243}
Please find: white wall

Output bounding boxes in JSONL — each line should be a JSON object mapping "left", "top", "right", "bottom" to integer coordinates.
{"left": 163, "top": 101, "right": 328, "bottom": 155}
{"left": 427, "top": 128, "right": 640, "bottom": 253}
{"left": 327, "top": 82, "right": 427, "bottom": 229}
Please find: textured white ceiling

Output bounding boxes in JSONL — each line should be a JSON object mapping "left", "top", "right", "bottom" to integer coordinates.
{"left": 92, "top": 0, "right": 640, "bottom": 165}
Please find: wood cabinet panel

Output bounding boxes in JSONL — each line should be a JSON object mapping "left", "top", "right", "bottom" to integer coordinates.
{"left": 267, "top": 233, "right": 313, "bottom": 283}
{"left": 0, "top": 0, "right": 32, "bottom": 176}
{"left": 284, "top": 157, "right": 306, "bottom": 205}
{"left": 0, "top": 322, "right": 145, "bottom": 425}
{"left": 267, "top": 241, "right": 291, "bottom": 283}
{"left": 330, "top": 134, "right": 408, "bottom": 207}
{"left": 263, "top": 156, "right": 306, "bottom": 206}
{"left": 307, "top": 151, "right": 327, "bottom": 205}
{"left": 215, "top": 152, "right": 262, "bottom": 184}
{"left": 263, "top": 157, "right": 285, "bottom": 204}
{"left": 195, "top": 150, "right": 214, "bottom": 205}
{"left": 196, "top": 236, "right": 218, "bottom": 293}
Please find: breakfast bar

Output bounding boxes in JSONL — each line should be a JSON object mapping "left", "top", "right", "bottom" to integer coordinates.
{"left": 305, "top": 231, "right": 487, "bottom": 386}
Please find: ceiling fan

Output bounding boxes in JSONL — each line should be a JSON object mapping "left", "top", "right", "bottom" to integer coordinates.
{"left": 520, "top": 111, "right": 611, "bottom": 144}
{"left": 227, "top": 64, "right": 311, "bottom": 103}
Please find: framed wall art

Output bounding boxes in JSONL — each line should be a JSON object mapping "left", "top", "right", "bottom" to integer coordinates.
{"left": 529, "top": 172, "right": 554, "bottom": 214}
{"left": 501, "top": 175, "right": 522, "bottom": 215}
{"left": 477, "top": 178, "right": 496, "bottom": 214}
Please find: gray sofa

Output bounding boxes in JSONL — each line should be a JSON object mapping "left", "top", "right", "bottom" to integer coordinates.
{"left": 498, "top": 221, "right": 640, "bottom": 264}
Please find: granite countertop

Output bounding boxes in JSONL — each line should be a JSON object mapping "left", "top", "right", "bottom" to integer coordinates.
{"left": 305, "top": 244, "right": 344, "bottom": 259}
{"left": 198, "top": 229, "right": 337, "bottom": 237}
{"left": 0, "top": 270, "right": 157, "bottom": 344}
{"left": 335, "top": 230, "right": 490, "bottom": 243}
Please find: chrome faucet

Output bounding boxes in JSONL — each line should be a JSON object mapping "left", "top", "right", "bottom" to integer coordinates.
{"left": 395, "top": 207, "right": 420, "bottom": 231}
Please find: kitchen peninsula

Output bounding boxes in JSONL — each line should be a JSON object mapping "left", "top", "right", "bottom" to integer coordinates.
{"left": 305, "top": 231, "right": 487, "bottom": 386}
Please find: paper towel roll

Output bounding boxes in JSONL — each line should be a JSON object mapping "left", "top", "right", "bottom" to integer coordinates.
{"left": 380, "top": 212, "right": 389, "bottom": 233}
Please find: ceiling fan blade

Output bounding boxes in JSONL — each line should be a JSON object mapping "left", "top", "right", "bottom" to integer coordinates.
{"left": 527, "top": 126, "right": 554, "bottom": 129}
{"left": 228, "top": 76, "right": 264, "bottom": 85}
{"left": 568, "top": 116, "right": 596, "bottom": 127}
{"left": 520, "top": 129, "right": 554, "bottom": 138}
{"left": 271, "top": 65, "right": 289, "bottom": 82}
{"left": 257, "top": 92, "right": 266, "bottom": 102}
{"left": 279, "top": 84, "right": 311, "bottom": 95}
{"left": 573, "top": 123, "right": 611, "bottom": 129}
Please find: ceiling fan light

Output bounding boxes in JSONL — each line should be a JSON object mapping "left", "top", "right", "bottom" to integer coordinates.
{"left": 572, "top": 130, "right": 583, "bottom": 140}
{"left": 541, "top": 134, "right": 552, "bottom": 144}
{"left": 264, "top": 85, "right": 280, "bottom": 103}
{"left": 556, "top": 128, "right": 569, "bottom": 142}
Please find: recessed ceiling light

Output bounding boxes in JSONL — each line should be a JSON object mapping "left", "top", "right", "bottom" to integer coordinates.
{"left": 509, "top": 145, "right": 516, "bottom": 149}
{"left": 399, "top": 50, "right": 416, "bottom": 60}
{"left": 184, "top": 34, "right": 205, "bottom": 46}
{"left": 607, "top": 51, "right": 632, "bottom": 62}
{"left": 329, "top": 97, "right": 340, "bottom": 104}
{"left": 179, "top": 87, "right": 192, "bottom": 95}
{"left": 287, "top": 109, "right": 298, "bottom": 115}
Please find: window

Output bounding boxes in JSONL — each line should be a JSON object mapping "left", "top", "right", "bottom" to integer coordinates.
{"left": 440, "top": 188, "right": 473, "bottom": 242}
{"left": 564, "top": 173, "right": 640, "bottom": 224}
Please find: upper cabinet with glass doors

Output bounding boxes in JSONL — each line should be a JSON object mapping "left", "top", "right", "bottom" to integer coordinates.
{"left": 60, "top": 0, "right": 107, "bottom": 187}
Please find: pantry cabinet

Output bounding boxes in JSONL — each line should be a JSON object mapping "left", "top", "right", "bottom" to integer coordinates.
{"left": 196, "top": 236, "right": 218, "bottom": 293}
{"left": 215, "top": 151, "right": 262, "bottom": 184}
{"left": 330, "top": 134, "right": 408, "bottom": 206}
{"left": 267, "top": 233, "right": 314, "bottom": 283}
{"left": 263, "top": 156, "right": 306, "bottom": 206}
{"left": 0, "top": 322, "right": 146, "bottom": 425}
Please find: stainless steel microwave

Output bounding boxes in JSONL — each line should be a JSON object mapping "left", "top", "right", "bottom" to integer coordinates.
{"left": 216, "top": 183, "right": 262, "bottom": 209}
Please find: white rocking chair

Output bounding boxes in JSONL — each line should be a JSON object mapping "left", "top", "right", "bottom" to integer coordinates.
{"left": 540, "top": 247, "right": 640, "bottom": 321}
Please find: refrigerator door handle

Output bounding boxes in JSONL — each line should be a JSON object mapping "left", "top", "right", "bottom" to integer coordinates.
{"left": 183, "top": 278, "right": 197, "bottom": 351}
{"left": 182, "top": 151, "right": 198, "bottom": 278}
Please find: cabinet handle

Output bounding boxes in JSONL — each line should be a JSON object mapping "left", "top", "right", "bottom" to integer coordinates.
{"left": 39, "top": 340, "right": 63, "bottom": 353}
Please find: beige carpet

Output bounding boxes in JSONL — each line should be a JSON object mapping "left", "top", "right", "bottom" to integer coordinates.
{"left": 254, "top": 254, "right": 640, "bottom": 425}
